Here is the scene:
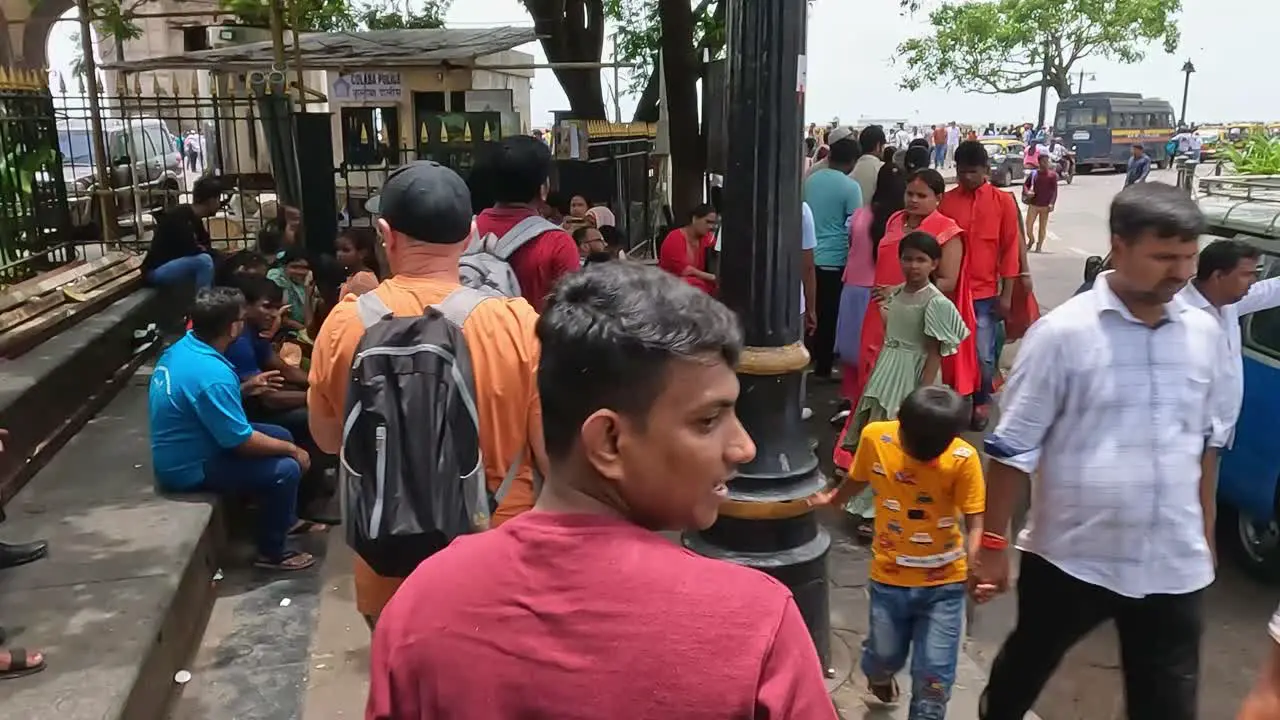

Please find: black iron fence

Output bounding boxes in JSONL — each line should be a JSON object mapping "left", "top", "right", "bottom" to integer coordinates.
{"left": 0, "top": 67, "right": 662, "bottom": 285}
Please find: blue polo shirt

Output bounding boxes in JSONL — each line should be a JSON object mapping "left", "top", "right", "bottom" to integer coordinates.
{"left": 223, "top": 325, "right": 273, "bottom": 379}
{"left": 803, "top": 168, "right": 862, "bottom": 268}
{"left": 148, "top": 332, "right": 255, "bottom": 490}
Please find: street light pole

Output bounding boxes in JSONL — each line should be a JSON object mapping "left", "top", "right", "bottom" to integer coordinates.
{"left": 682, "top": 0, "right": 832, "bottom": 667}
{"left": 1180, "top": 59, "right": 1196, "bottom": 127}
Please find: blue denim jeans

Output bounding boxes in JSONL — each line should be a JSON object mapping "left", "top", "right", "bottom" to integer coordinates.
{"left": 863, "top": 580, "right": 966, "bottom": 720}
{"left": 147, "top": 253, "right": 214, "bottom": 289}
{"left": 972, "top": 296, "right": 1000, "bottom": 404}
{"left": 933, "top": 145, "right": 947, "bottom": 168}
{"left": 201, "top": 423, "right": 301, "bottom": 561}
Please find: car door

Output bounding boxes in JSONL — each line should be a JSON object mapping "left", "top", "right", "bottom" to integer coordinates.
{"left": 1221, "top": 250, "right": 1280, "bottom": 523}
{"left": 1009, "top": 142, "right": 1026, "bottom": 181}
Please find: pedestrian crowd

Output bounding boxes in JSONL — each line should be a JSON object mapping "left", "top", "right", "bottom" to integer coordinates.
{"left": 3, "top": 116, "right": 1270, "bottom": 720}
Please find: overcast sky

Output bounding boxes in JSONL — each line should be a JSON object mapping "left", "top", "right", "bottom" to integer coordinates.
{"left": 47, "top": 0, "right": 1274, "bottom": 126}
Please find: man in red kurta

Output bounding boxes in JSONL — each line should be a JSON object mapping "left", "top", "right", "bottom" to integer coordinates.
{"left": 939, "top": 140, "right": 1022, "bottom": 428}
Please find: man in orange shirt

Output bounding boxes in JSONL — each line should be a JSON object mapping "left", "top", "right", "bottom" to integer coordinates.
{"left": 939, "top": 140, "right": 1023, "bottom": 429}
{"left": 308, "top": 162, "right": 548, "bottom": 627}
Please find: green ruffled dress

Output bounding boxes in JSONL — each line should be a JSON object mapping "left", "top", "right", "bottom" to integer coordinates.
{"left": 842, "top": 283, "right": 970, "bottom": 520}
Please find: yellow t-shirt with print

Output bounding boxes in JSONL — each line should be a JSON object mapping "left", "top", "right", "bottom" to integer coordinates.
{"left": 850, "top": 420, "right": 986, "bottom": 587}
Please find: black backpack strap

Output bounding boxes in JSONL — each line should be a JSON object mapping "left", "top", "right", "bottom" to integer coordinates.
{"left": 432, "top": 285, "right": 497, "bottom": 327}
{"left": 493, "top": 447, "right": 543, "bottom": 505}
{"left": 356, "top": 291, "right": 394, "bottom": 329}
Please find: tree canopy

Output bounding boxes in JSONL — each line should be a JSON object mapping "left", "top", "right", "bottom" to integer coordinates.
{"left": 605, "top": 0, "right": 725, "bottom": 122}
{"left": 217, "top": 0, "right": 449, "bottom": 32}
{"left": 896, "top": 0, "right": 1181, "bottom": 99}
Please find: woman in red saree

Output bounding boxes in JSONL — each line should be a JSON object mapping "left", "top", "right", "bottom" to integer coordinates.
{"left": 834, "top": 168, "right": 979, "bottom": 471}
{"left": 658, "top": 204, "right": 719, "bottom": 294}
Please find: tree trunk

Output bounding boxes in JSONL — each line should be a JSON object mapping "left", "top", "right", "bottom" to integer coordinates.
{"left": 660, "top": 0, "right": 705, "bottom": 221}
{"left": 524, "top": 0, "right": 608, "bottom": 119}
{"left": 632, "top": 66, "right": 660, "bottom": 123}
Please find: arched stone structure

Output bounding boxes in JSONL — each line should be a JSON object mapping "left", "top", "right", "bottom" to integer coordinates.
{"left": 20, "top": 0, "right": 74, "bottom": 69}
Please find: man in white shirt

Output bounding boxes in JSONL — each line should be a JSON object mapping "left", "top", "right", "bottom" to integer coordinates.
{"left": 1189, "top": 131, "right": 1204, "bottom": 161}
{"left": 851, "top": 125, "right": 886, "bottom": 209}
{"left": 893, "top": 123, "right": 911, "bottom": 151}
{"left": 972, "top": 183, "right": 1235, "bottom": 720}
{"left": 945, "top": 121, "right": 961, "bottom": 165}
{"left": 1179, "top": 239, "right": 1280, "bottom": 444}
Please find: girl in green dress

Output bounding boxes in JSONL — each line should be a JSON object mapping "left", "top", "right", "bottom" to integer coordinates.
{"left": 842, "top": 230, "right": 970, "bottom": 522}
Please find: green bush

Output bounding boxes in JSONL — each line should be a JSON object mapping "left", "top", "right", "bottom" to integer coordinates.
{"left": 1223, "top": 132, "right": 1280, "bottom": 175}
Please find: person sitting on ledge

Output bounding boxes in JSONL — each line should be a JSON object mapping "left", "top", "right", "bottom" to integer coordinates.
{"left": 148, "top": 287, "right": 327, "bottom": 572}
{"left": 141, "top": 176, "right": 222, "bottom": 290}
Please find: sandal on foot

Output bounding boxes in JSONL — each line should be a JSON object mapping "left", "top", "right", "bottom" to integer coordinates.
{"left": 287, "top": 520, "right": 330, "bottom": 536}
{"left": 866, "top": 676, "right": 900, "bottom": 704}
{"left": 254, "top": 550, "right": 316, "bottom": 571}
{"left": 0, "top": 649, "right": 46, "bottom": 680}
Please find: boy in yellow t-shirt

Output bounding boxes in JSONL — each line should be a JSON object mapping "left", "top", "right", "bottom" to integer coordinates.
{"left": 816, "top": 386, "right": 985, "bottom": 718}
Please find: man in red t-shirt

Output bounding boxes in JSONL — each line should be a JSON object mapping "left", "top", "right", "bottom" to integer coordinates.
{"left": 472, "top": 136, "right": 579, "bottom": 312}
{"left": 367, "top": 263, "right": 837, "bottom": 720}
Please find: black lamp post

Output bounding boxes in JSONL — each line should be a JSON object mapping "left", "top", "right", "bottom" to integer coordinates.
{"left": 681, "top": 0, "right": 832, "bottom": 668}
{"left": 1180, "top": 59, "right": 1196, "bottom": 127}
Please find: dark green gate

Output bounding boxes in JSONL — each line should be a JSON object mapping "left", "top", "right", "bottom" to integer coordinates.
{"left": 0, "top": 68, "right": 72, "bottom": 285}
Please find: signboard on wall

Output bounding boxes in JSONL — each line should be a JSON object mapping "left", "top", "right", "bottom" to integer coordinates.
{"left": 330, "top": 71, "right": 403, "bottom": 103}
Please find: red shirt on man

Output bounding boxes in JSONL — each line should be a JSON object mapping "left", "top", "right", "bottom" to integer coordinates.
{"left": 932, "top": 127, "right": 947, "bottom": 146}
{"left": 366, "top": 512, "right": 836, "bottom": 720}
{"left": 474, "top": 206, "right": 579, "bottom": 312}
{"left": 938, "top": 182, "right": 1021, "bottom": 300}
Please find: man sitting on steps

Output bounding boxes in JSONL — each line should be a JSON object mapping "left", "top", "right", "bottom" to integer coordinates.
{"left": 149, "top": 287, "right": 328, "bottom": 572}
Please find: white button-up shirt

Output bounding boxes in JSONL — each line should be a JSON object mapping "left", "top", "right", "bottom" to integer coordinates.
{"left": 987, "top": 272, "right": 1236, "bottom": 598}
{"left": 1179, "top": 275, "right": 1280, "bottom": 443}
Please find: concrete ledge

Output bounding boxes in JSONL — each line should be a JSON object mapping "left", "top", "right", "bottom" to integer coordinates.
{"left": 0, "top": 372, "right": 219, "bottom": 720}
{"left": 0, "top": 285, "right": 184, "bottom": 507}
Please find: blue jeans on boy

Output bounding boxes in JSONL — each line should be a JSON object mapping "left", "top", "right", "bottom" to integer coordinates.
{"left": 933, "top": 145, "right": 947, "bottom": 169}
{"left": 200, "top": 422, "right": 300, "bottom": 561}
{"left": 972, "top": 296, "right": 1000, "bottom": 405}
{"left": 863, "top": 580, "right": 966, "bottom": 720}
{"left": 147, "top": 253, "right": 214, "bottom": 289}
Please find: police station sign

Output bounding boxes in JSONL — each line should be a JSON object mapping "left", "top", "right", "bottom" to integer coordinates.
{"left": 330, "top": 71, "right": 403, "bottom": 103}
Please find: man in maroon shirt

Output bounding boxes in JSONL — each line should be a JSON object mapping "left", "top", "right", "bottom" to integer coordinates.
{"left": 367, "top": 263, "right": 837, "bottom": 720}
{"left": 472, "top": 135, "right": 580, "bottom": 312}
{"left": 1022, "top": 153, "right": 1058, "bottom": 254}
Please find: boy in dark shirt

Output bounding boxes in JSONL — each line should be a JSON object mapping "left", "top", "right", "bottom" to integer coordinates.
{"left": 141, "top": 177, "right": 223, "bottom": 289}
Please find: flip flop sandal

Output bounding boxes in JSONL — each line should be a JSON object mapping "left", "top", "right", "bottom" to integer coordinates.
{"left": 0, "top": 649, "right": 47, "bottom": 680}
{"left": 287, "top": 520, "right": 330, "bottom": 536}
{"left": 866, "top": 676, "right": 900, "bottom": 704}
{"left": 254, "top": 550, "right": 316, "bottom": 572}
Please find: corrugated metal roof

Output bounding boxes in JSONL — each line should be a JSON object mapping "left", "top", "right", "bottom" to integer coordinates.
{"left": 101, "top": 26, "right": 536, "bottom": 72}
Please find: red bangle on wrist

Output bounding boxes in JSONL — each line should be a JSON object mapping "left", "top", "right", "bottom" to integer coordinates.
{"left": 980, "top": 532, "right": 1009, "bottom": 550}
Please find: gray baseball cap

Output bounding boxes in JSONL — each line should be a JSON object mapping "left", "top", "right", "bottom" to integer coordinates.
{"left": 363, "top": 161, "right": 473, "bottom": 244}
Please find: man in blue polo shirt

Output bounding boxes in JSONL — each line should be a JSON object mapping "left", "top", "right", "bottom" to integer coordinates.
{"left": 803, "top": 132, "right": 863, "bottom": 381}
{"left": 148, "top": 287, "right": 322, "bottom": 571}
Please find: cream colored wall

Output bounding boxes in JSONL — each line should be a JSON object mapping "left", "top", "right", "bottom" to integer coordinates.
{"left": 326, "top": 61, "right": 533, "bottom": 167}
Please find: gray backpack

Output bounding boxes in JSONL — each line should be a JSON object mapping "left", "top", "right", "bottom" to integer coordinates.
{"left": 460, "top": 215, "right": 563, "bottom": 297}
{"left": 340, "top": 286, "right": 528, "bottom": 577}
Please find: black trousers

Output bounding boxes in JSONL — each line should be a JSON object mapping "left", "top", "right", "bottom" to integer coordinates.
{"left": 808, "top": 267, "right": 844, "bottom": 377}
{"left": 980, "top": 553, "right": 1202, "bottom": 720}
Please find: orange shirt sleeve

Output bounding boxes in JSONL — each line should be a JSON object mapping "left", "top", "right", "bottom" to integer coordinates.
{"left": 849, "top": 424, "right": 882, "bottom": 486}
{"left": 997, "top": 192, "right": 1022, "bottom": 280}
{"left": 307, "top": 298, "right": 363, "bottom": 455}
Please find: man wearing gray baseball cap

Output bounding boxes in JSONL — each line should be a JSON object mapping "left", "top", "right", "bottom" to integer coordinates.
{"left": 308, "top": 161, "right": 549, "bottom": 627}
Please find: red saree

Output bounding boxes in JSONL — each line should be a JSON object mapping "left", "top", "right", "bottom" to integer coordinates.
{"left": 834, "top": 210, "right": 979, "bottom": 469}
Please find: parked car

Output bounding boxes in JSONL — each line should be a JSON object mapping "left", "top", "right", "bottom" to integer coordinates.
{"left": 53, "top": 117, "right": 183, "bottom": 234}
{"left": 981, "top": 137, "right": 1026, "bottom": 187}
